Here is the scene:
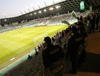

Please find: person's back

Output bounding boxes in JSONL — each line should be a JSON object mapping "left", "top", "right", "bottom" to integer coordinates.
{"left": 77, "top": 22, "right": 87, "bottom": 63}
{"left": 42, "top": 37, "right": 64, "bottom": 76}
{"left": 67, "top": 33, "right": 83, "bottom": 57}
{"left": 66, "top": 26, "right": 83, "bottom": 74}
{"left": 42, "top": 44, "right": 64, "bottom": 67}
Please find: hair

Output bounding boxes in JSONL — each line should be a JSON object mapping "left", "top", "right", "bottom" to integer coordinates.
{"left": 71, "top": 26, "right": 78, "bottom": 33}
{"left": 44, "top": 36, "right": 51, "bottom": 45}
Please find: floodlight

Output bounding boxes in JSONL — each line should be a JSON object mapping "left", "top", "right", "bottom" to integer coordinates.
{"left": 38, "top": 11, "right": 42, "bottom": 13}
{"left": 34, "top": 12, "right": 36, "bottom": 14}
{"left": 4, "top": 19, "right": 7, "bottom": 21}
{"left": 30, "top": 13, "right": 32, "bottom": 16}
{"left": 49, "top": 7, "right": 54, "bottom": 10}
{"left": 44, "top": 9, "right": 47, "bottom": 12}
{"left": 26, "top": 15, "right": 28, "bottom": 17}
{"left": 56, "top": 5, "right": 60, "bottom": 9}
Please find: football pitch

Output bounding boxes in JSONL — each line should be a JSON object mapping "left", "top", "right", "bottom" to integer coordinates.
{"left": 0, "top": 25, "right": 68, "bottom": 67}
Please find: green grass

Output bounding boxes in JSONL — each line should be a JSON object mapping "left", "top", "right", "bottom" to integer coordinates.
{"left": 0, "top": 25, "right": 68, "bottom": 64}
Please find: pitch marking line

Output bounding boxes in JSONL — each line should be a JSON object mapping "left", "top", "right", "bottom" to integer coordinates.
{"left": 10, "top": 57, "right": 15, "bottom": 61}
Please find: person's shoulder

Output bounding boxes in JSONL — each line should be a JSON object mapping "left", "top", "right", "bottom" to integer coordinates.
{"left": 53, "top": 45, "right": 62, "bottom": 49}
{"left": 53, "top": 45, "right": 60, "bottom": 47}
{"left": 42, "top": 48, "right": 47, "bottom": 54}
{"left": 76, "top": 33, "right": 82, "bottom": 37}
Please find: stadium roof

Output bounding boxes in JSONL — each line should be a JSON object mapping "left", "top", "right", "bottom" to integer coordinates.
{"left": 17, "top": 0, "right": 100, "bottom": 20}
{"left": 0, "top": 0, "right": 66, "bottom": 19}
{"left": 0, "top": 0, "right": 100, "bottom": 25}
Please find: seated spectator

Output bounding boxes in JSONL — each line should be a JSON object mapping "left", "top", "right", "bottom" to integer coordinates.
{"left": 34, "top": 47, "right": 39, "bottom": 55}
{"left": 38, "top": 45, "right": 41, "bottom": 52}
{"left": 27, "top": 55, "right": 32, "bottom": 60}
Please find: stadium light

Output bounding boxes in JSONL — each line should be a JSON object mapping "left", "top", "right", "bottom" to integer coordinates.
{"left": 49, "top": 7, "right": 54, "bottom": 10}
{"left": 4, "top": 19, "right": 7, "bottom": 21}
{"left": 44, "top": 9, "right": 47, "bottom": 12}
{"left": 56, "top": 5, "right": 60, "bottom": 9}
{"left": 30, "top": 13, "right": 32, "bottom": 16}
{"left": 38, "top": 11, "right": 42, "bottom": 13}
{"left": 26, "top": 15, "right": 28, "bottom": 17}
{"left": 34, "top": 12, "right": 36, "bottom": 15}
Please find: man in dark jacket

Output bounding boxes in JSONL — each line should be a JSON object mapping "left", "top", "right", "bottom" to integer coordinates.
{"left": 66, "top": 26, "right": 83, "bottom": 74}
{"left": 90, "top": 14, "right": 96, "bottom": 32}
{"left": 95, "top": 13, "right": 99, "bottom": 30}
{"left": 42, "top": 36, "right": 64, "bottom": 76}
{"left": 76, "top": 22, "right": 87, "bottom": 65}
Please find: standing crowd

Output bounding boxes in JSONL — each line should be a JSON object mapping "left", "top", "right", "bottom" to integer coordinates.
{"left": 28, "top": 10, "right": 100, "bottom": 76}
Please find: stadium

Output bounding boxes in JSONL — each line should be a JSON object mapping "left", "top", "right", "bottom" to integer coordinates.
{"left": 0, "top": 0, "right": 100, "bottom": 76}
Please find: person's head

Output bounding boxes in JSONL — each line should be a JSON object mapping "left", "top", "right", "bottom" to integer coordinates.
{"left": 80, "top": 16, "right": 83, "bottom": 21}
{"left": 77, "top": 17, "right": 80, "bottom": 20}
{"left": 28, "top": 55, "right": 31, "bottom": 57}
{"left": 44, "top": 36, "right": 51, "bottom": 45}
{"left": 71, "top": 26, "right": 78, "bottom": 34}
{"left": 80, "top": 16, "right": 83, "bottom": 18}
{"left": 76, "top": 22, "right": 83, "bottom": 28}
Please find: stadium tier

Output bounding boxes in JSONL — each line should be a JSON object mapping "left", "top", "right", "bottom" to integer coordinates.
{"left": 0, "top": 12, "right": 87, "bottom": 33}
{"left": 0, "top": 11, "right": 88, "bottom": 76}
{"left": 0, "top": 0, "right": 100, "bottom": 75}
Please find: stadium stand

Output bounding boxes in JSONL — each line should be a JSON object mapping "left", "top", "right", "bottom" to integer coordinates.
{"left": 0, "top": 11, "right": 89, "bottom": 76}
{"left": 0, "top": 11, "right": 80, "bottom": 33}
{"left": 0, "top": 0, "right": 100, "bottom": 76}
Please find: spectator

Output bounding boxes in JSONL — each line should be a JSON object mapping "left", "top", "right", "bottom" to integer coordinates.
{"left": 95, "top": 13, "right": 99, "bottom": 30}
{"left": 66, "top": 26, "right": 83, "bottom": 74}
{"left": 42, "top": 36, "right": 64, "bottom": 76}
{"left": 34, "top": 47, "right": 38, "bottom": 55}
{"left": 27, "top": 55, "right": 32, "bottom": 60}
{"left": 38, "top": 45, "right": 41, "bottom": 52}
{"left": 62, "top": 30, "right": 64, "bottom": 38}
{"left": 52, "top": 37, "right": 55, "bottom": 43}
{"left": 90, "top": 13, "right": 96, "bottom": 32}
{"left": 76, "top": 22, "right": 87, "bottom": 66}
{"left": 53, "top": 40, "right": 58, "bottom": 45}
{"left": 80, "top": 16, "right": 83, "bottom": 21}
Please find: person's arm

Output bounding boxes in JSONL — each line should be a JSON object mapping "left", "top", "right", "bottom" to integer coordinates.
{"left": 59, "top": 46, "right": 64, "bottom": 59}
{"left": 66, "top": 38, "right": 72, "bottom": 60}
{"left": 42, "top": 51, "right": 49, "bottom": 68}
